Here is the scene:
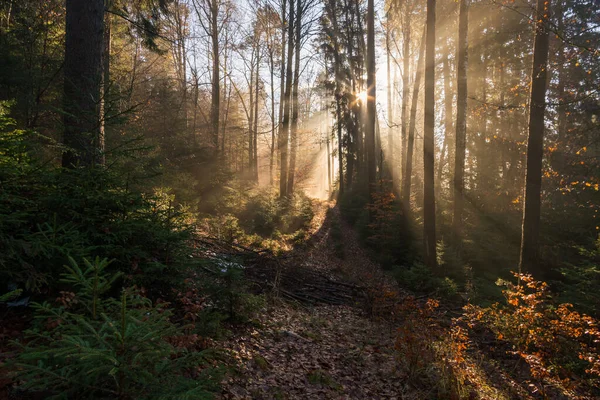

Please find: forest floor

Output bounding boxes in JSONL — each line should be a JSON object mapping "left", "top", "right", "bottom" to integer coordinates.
{"left": 219, "top": 201, "right": 413, "bottom": 399}
{"left": 218, "top": 201, "right": 598, "bottom": 400}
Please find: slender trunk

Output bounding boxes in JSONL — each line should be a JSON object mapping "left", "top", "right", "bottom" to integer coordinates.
{"left": 278, "top": 0, "right": 287, "bottom": 178}
{"left": 554, "top": 0, "right": 566, "bottom": 171}
{"left": 366, "top": 0, "right": 376, "bottom": 195}
{"left": 279, "top": 0, "right": 294, "bottom": 197}
{"left": 287, "top": 0, "right": 301, "bottom": 194}
{"left": 437, "top": 50, "right": 452, "bottom": 187}
{"left": 423, "top": 0, "right": 437, "bottom": 270}
{"left": 519, "top": 0, "right": 551, "bottom": 275}
{"left": 386, "top": 25, "right": 394, "bottom": 183}
{"left": 248, "top": 50, "right": 255, "bottom": 174}
{"left": 101, "top": 1, "right": 111, "bottom": 164}
{"left": 254, "top": 48, "right": 260, "bottom": 182}
{"left": 211, "top": 1, "right": 220, "bottom": 154}
{"left": 326, "top": 106, "right": 332, "bottom": 192}
{"left": 400, "top": 7, "right": 410, "bottom": 187}
{"left": 453, "top": 0, "right": 469, "bottom": 241}
{"left": 327, "top": 0, "right": 344, "bottom": 195}
{"left": 402, "top": 27, "right": 426, "bottom": 210}
{"left": 270, "top": 48, "right": 276, "bottom": 186}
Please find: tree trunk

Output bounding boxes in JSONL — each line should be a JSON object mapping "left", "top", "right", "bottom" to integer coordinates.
{"left": 287, "top": 0, "right": 301, "bottom": 195}
{"left": 101, "top": 0, "right": 112, "bottom": 165}
{"left": 270, "top": 47, "right": 276, "bottom": 186}
{"left": 400, "top": 6, "right": 410, "bottom": 190}
{"left": 437, "top": 50, "right": 452, "bottom": 188}
{"left": 248, "top": 49, "right": 255, "bottom": 175}
{"left": 519, "top": 0, "right": 551, "bottom": 275}
{"left": 62, "top": 0, "right": 105, "bottom": 168}
{"left": 253, "top": 48, "right": 260, "bottom": 182}
{"left": 366, "top": 0, "right": 376, "bottom": 195}
{"left": 279, "top": 0, "right": 294, "bottom": 198}
{"left": 386, "top": 24, "right": 394, "bottom": 183}
{"left": 210, "top": 0, "right": 220, "bottom": 154}
{"left": 423, "top": 0, "right": 437, "bottom": 270}
{"left": 453, "top": 0, "right": 468, "bottom": 241}
{"left": 402, "top": 27, "right": 426, "bottom": 210}
{"left": 278, "top": 0, "right": 287, "bottom": 184}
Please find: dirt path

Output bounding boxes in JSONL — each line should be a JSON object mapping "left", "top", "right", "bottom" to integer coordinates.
{"left": 219, "top": 201, "right": 412, "bottom": 400}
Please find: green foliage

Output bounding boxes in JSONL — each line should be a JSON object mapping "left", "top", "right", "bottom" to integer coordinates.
{"left": 0, "top": 289, "right": 22, "bottom": 303}
{"left": 13, "top": 258, "right": 221, "bottom": 400}
{"left": 236, "top": 191, "right": 314, "bottom": 237}
{"left": 239, "top": 192, "right": 280, "bottom": 236}
{"left": 199, "top": 257, "right": 265, "bottom": 325}
{"left": 339, "top": 187, "right": 413, "bottom": 269}
{"left": 0, "top": 119, "right": 194, "bottom": 294}
{"left": 203, "top": 214, "right": 244, "bottom": 243}
{"left": 393, "top": 263, "right": 458, "bottom": 298}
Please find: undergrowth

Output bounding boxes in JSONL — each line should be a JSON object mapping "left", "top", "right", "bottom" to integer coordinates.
{"left": 11, "top": 257, "right": 222, "bottom": 400}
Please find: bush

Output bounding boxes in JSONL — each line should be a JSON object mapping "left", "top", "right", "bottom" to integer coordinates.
{"left": 393, "top": 263, "right": 458, "bottom": 298}
{"left": 0, "top": 120, "right": 194, "bottom": 294}
{"left": 465, "top": 272, "right": 600, "bottom": 390}
{"left": 12, "top": 257, "right": 221, "bottom": 400}
{"left": 239, "top": 192, "right": 280, "bottom": 236}
{"left": 198, "top": 256, "right": 265, "bottom": 325}
{"left": 279, "top": 192, "right": 314, "bottom": 234}
{"left": 237, "top": 191, "right": 314, "bottom": 238}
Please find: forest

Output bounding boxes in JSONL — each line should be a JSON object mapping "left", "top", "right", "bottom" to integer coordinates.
{"left": 0, "top": 0, "right": 599, "bottom": 398}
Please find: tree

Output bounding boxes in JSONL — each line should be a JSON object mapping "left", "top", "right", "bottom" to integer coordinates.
{"left": 452, "top": 0, "right": 468, "bottom": 242}
{"left": 192, "top": 0, "right": 227, "bottom": 155}
{"left": 279, "top": 0, "right": 294, "bottom": 197}
{"left": 402, "top": 27, "right": 426, "bottom": 211}
{"left": 423, "top": 0, "right": 436, "bottom": 270}
{"left": 62, "top": 0, "right": 105, "bottom": 168}
{"left": 366, "top": 0, "right": 376, "bottom": 195}
{"left": 287, "top": 0, "right": 302, "bottom": 194}
{"left": 519, "top": 0, "right": 551, "bottom": 275}
{"left": 400, "top": 4, "right": 411, "bottom": 190}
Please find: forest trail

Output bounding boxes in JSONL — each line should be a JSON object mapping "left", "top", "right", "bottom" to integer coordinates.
{"left": 219, "top": 201, "right": 410, "bottom": 399}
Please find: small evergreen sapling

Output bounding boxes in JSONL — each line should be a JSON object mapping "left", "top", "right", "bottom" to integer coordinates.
{"left": 12, "top": 257, "right": 221, "bottom": 400}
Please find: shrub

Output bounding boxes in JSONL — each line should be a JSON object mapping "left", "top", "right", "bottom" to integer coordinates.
{"left": 279, "top": 192, "right": 314, "bottom": 234}
{"left": 12, "top": 257, "right": 221, "bottom": 400}
{"left": 239, "top": 192, "right": 280, "bottom": 236}
{"left": 393, "top": 263, "right": 458, "bottom": 298}
{"left": 465, "top": 272, "right": 600, "bottom": 390}
{"left": 394, "top": 297, "right": 469, "bottom": 397}
{"left": 198, "top": 256, "right": 265, "bottom": 325}
{"left": 0, "top": 124, "right": 194, "bottom": 294}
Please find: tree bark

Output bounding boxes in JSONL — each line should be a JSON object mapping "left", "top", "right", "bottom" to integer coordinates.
{"left": 366, "top": 0, "right": 376, "bottom": 196}
{"left": 453, "top": 0, "right": 468, "bottom": 241}
{"left": 437, "top": 50, "right": 452, "bottom": 187}
{"left": 279, "top": 0, "right": 294, "bottom": 197}
{"left": 62, "top": 0, "right": 105, "bottom": 168}
{"left": 519, "top": 0, "right": 551, "bottom": 275}
{"left": 423, "top": 0, "right": 437, "bottom": 270}
{"left": 210, "top": 0, "right": 220, "bottom": 154}
{"left": 402, "top": 27, "right": 426, "bottom": 210}
{"left": 253, "top": 46, "right": 260, "bottom": 182}
{"left": 400, "top": 6, "right": 410, "bottom": 194}
{"left": 386, "top": 24, "right": 394, "bottom": 183}
{"left": 287, "top": 0, "right": 302, "bottom": 195}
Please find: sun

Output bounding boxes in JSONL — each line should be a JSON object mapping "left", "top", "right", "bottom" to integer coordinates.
{"left": 356, "top": 90, "right": 368, "bottom": 103}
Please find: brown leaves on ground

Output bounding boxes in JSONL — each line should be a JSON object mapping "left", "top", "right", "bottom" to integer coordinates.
{"left": 219, "top": 304, "right": 409, "bottom": 399}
